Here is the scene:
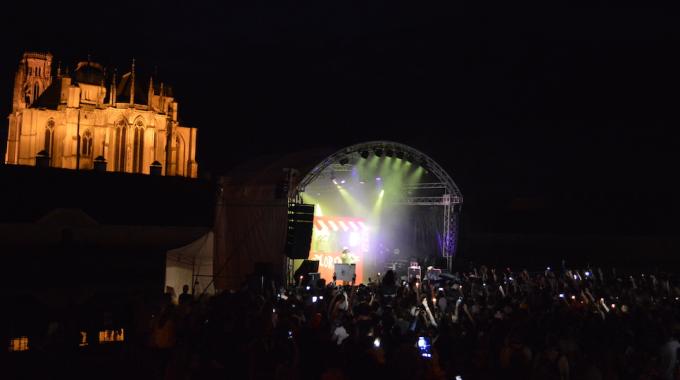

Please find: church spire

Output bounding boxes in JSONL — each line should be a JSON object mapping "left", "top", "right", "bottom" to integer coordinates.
{"left": 98, "top": 68, "right": 106, "bottom": 107}
{"left": 159, "top": 82, "right": 164, "bottom": 113}
{"left": 110, "top": 68, "right": 117, "bottom": 107}
{"left": 129, "top": 58, "right": 135, "bottom": 106}
{"left": 148, "top": 75, "right": 154, "bottom": 109}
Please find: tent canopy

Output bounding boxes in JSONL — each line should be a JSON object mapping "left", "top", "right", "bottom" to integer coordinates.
{"left": 166, "top": 232, "right": 215, "bottom": 296}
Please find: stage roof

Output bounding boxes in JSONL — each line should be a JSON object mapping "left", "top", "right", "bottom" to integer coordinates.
{"left": 220, "top": 147, "right": 334, "bottom": 187}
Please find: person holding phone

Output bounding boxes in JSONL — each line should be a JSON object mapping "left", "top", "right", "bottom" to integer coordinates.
{"left": 417, "top": 335, "right": 447, "bottom": 380}
{"left": 418, "top": 336, "right": 432, "bottom": 358}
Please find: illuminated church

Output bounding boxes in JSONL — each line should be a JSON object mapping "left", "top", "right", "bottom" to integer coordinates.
{"left": 4, "top": 52, "right": 198, "bottom": 177}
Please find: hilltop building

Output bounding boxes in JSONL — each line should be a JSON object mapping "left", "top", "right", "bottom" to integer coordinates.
{"left": 4, "top": 52, "right": 198, "bottom": 177}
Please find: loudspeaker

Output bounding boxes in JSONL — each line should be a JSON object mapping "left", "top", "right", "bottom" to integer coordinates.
{"left": 285, "top": 203, "right": 315, "bottom": 259}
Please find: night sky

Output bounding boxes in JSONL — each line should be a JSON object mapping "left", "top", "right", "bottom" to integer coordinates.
{"left": 1, "top": 1, "right": 678, "bottom": 236}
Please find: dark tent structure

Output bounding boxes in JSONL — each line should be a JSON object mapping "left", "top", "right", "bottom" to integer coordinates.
{"left": 212, "top": 148, "right": 333, "bottom": 291}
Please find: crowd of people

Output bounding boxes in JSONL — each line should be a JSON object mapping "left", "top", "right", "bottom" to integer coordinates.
{"left": 128, "top": 265, "right": 680, "bottom": 380}
{"left": 7, "top": 264, "right": 680, "bottom": 380}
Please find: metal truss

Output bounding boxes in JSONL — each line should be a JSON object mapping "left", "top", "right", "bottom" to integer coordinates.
{"left": 403, "top": 182, "right": 448, "bottom": 190}
{"left": 290, "top": 141, "right": 464, "bottom": 274}
{"left": 295, "top": 141, "right": 463, "bottom": 201}
{"left": 395, "top": 197, "right": 450, "bottom": 206}
{"left": 328, "top": 164, "right": 353, "bottom": 172}
{"left": 396, "top": 195, "right": 463, "bottom": 206}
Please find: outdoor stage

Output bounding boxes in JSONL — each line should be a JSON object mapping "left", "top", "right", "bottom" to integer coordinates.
{"left": 288, "top": 141, "right": 463, "bottom": 284}
{"left": 212, "top": 141, "right": 463, "bottom": 291}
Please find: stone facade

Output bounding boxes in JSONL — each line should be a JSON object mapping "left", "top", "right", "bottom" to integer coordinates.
{"left": 5, "top": 52, "right": 198, "bottom": 177}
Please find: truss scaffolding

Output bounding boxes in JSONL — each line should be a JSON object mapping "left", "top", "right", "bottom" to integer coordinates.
{"left": 290, "top": 141, "right": 463, "bottom": 276}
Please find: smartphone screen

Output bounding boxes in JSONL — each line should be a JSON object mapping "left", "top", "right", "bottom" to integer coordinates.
{"left": 417, "top": 336, "right": 432, "bottom": 358}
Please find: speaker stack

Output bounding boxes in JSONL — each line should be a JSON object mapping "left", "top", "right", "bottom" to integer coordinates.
{"left": 284, "top": 203, "right": 315, "bottom": 259}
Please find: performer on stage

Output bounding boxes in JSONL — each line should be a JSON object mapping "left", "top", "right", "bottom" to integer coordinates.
{"left": 340, "top": 248, "right": 355, "bottom": 264}
{"left": 336, "top": 248, "right": 361, "bottom": 284}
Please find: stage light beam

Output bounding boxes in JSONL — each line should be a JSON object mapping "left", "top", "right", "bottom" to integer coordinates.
{"left": 368, "top": 155, "right": 379, "bottom": 170}
{"left": 407, "top": 165, "right": 424, "bottom": 185}
{"left": 337, "top": 185, "right": 366, "bottom": 216}
{"left": 371, "top": 188, "right": 385, "bottom": 220}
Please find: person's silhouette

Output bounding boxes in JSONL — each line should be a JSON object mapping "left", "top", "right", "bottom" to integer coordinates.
{"left": 178, "top": 284, "right": 192, "bottom": 306}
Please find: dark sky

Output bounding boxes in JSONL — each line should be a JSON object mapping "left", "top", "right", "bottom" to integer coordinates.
{"left": 1, "top": 1, "right": 678, "bottom": 235}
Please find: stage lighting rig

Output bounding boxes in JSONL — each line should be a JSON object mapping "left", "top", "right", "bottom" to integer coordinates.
{"left": 339, "top": 157, "right": 349, "bottom": 165}
{"left": 374, "top": 148, "right": 384, "bottom": 157}
{"left": 360, "top": 150, "right": 369, "bottom": 159}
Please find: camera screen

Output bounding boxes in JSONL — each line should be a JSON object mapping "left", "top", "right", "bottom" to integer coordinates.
{"left": 417, "top": 336, "right": 431, "bottom": 358}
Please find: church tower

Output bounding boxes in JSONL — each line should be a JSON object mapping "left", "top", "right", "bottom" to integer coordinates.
{"left": 5, "top": 51, "right": 198, "bottom": 177}
{"left": 12, "top": 52, "right": 53, "bottom": 112}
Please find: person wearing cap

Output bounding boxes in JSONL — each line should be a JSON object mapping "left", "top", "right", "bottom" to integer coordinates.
{"left": 340, "top": 248, "right": 354, "bottom": 264}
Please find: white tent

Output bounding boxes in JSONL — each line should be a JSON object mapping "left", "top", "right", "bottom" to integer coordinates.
{"left": 165, "top": 231, "right": 215, "bottom": 296}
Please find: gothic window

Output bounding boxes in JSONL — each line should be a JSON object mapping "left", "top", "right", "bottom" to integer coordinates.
{"left": 44, "top": 120, "right": 55, "bottom": 158}
{"left": 132, "top": 120, "right": 145, "bottom": 173}
{"left": 81, "top": 130, "right": 92, "bottom": 157}
{"left": 114, "top": 121, "right": 127, "bottom": 172}
{"left": 33, "top": 83, "right": 40, "bottom": 103}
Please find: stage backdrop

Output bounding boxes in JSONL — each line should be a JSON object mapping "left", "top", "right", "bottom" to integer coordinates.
{"left": 309, "top": 216, "right": 369, "bottom": 284}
